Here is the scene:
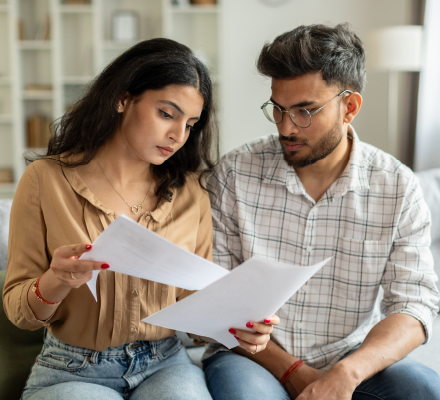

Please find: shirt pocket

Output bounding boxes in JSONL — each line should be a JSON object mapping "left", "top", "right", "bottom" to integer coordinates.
{"left": 333, "top": 237, "right": 391, "bottom": 303}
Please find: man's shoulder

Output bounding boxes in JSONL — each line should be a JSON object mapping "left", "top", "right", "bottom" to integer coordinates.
{"left": 357, "top": 139, "right": 417, "bottom": 188}
{"left": 217, "top": 133, "right": 281, "bottom": 170}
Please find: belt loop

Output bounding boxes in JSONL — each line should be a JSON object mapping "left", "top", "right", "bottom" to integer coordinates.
{"left": 90, "top": 350, "right": 99, "bottom": 365}
{"left": 150, "top": 340, "right": 157, "bottom": 358}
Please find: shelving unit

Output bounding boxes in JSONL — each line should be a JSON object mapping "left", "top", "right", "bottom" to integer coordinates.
{"left": 0, "top": 0, "right": 222, "bottom": 199}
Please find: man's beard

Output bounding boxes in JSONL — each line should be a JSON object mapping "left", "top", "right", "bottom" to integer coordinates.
{"left": 280, "top": 118, "right": 343, "bottom": 169}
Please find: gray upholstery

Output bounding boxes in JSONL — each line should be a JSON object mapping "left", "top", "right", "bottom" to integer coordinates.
{"left": 0, "top": 199, "right": 11, "bottom": 271}
{"left": 417, "top": 168, "right": 440, "bottom": 279}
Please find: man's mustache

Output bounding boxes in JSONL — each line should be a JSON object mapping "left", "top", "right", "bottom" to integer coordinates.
{"left": 280, "top": 136, "right": 308, "bottom": 145}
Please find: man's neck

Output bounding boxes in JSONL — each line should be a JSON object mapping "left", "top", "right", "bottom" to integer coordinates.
{"left": 295, "top": 130, "right": 352, "bottom": 203}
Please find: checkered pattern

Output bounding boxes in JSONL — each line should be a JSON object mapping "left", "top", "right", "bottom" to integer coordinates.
{"left": 207, "top": 130, "right": 439, "bottom": 370}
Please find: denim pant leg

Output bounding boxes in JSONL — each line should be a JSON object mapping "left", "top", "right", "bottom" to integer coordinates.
{"left": 22, "top": 332, "right": 211, "bottom": 400}
{"left": 203, "top": 351, "right": 290, "bottom": 400}
{"left": 353, "top": 356, "right": 440, "bottom": 400}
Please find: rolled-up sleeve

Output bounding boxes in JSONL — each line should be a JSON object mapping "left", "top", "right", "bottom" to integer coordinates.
{"left": 381, "top": 174, "right": 439, "bottom": 343}
{"left": 2, "top": 164, "right": 51, "bottom": 330}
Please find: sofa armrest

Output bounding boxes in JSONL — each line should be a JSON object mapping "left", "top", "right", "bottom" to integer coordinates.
{"left": 0, "top": 270, "right": 44, "bottom": 399}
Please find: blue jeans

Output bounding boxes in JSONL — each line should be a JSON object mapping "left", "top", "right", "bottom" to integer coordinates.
{"left": 203, "top": 350, "right": 440, "bottom": 400}
{"left": 22, "top": 331, "right": 212, "bottom": 400}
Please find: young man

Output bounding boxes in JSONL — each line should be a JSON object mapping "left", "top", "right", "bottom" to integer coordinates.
{"left": 203, "top": 24, "right": 440, "bottom": 400}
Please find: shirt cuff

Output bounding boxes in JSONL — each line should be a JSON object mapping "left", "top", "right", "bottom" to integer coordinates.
{"left": 19, "top": 279, "right": 55, "bottom": 328}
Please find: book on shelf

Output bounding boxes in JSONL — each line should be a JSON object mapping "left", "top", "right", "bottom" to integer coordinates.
{"left": 34, "top": 15, "right": 51, "bottom": 41}
{"left": 26, "top": 114, "right": 51, "bottom": 148}
{"left": 0, "top": 168, "right": 13, "bottom": 184}
{"left": 25, "top": 83, "right": 53, "bottom": 92}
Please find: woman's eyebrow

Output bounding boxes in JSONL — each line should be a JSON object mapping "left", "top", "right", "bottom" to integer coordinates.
{"left": 270, "top": 97, "right": 316, "bottom": 109}
{"left": 159, "top": 100, "right": 200, "bottom": 120}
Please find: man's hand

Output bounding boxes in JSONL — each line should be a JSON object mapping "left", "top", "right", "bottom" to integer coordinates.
{"left": 295, "top": 364, "right": 358, "bottom": 400}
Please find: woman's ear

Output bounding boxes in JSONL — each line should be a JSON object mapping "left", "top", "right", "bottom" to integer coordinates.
{"left": 116, "top": 92, "right": 130, "bottom": 113}
{"left": 343, "top": 92, "right": 362, "bottom": 124}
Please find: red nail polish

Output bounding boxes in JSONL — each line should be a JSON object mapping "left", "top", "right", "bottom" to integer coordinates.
{"left": 246, "top": 322, "right": 254, "bottom": 328}
{"left": 86, "top": 244, "right": 92, "bottom": 250}
{"left": 101, "top": 263, "right": 110, "bottom": 269}
{"left": 229, "top": 328, "right": 236, "bottom": 334}
{"left": 264, "top": 319, "right": 271, "bottom": 323}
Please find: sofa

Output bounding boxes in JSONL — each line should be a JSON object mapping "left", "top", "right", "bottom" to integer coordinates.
{"left": 1, "top": 169, "right": 440, "bottom": 399}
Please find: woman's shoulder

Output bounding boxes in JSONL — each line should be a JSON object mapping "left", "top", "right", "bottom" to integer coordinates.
{"left": 19, "top": 157, "right": 69, "bottom": 192}
{"left": 184, "top": 172, "right": 209, "bottom": 198}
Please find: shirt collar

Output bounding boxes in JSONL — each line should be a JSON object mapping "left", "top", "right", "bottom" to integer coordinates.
{"left": 61, "top": 155, "right": 175, "bottom": 223}
{"left": 263, "top": 126, "right": 370, "bottom": 197}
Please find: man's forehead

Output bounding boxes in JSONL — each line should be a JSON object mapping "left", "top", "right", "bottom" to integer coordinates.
{"left": 270, "top": 75, "right": 336, "bottom": 106}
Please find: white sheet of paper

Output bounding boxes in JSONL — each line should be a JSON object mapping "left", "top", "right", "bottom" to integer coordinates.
{"left": 80, "top": 215, "right": 229, "bottom": 300}
{"left": 143, "top": 257, "right": 331, "bottom": 348}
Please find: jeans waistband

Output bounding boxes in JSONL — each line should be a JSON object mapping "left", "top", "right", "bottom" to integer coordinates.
{"left": 44, "top": 330, "right": 175, "bottom": 359}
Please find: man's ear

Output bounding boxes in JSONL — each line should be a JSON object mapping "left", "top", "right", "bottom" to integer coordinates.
{"left": 343, "top": 92, "right": 362, "bottom": 124}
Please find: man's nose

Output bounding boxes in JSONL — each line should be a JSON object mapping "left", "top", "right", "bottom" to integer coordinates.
{"left": 278, "top": 113, "right": 300, "bottom": 138}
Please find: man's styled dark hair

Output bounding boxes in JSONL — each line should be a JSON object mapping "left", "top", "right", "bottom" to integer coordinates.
{"left": 33, "top": 38, "right": 218, "bottom": 202}
{"left": 257, "top": 23, "right": 366, "bottom": 93}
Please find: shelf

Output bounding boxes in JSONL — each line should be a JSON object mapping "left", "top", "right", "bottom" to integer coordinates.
{"left": 63, "top": 76, "right": 92, "bottom": 85}
{"left": 170, "top": 5, "right": 218, "bottom": 14}
{"left": 22, "top": 90, "right": 53, "bottom": 100}
{"left": 103, "top": 40, "right": 139, "bottom": 51}
{"left": 60, "top": 5, "right": 92, "bottom": 13}
{"left": 0, "top": 115, "right": 13, "bottom": 124}
{"left": 0, "top": 183, "right": 16, "bottom": 195}
{"left": 19, "top": 41, "right": 52, "bottom": 50}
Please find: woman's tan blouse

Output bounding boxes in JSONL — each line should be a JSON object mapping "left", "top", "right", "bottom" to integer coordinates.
{"left": 3, "top": 158, "right": 213, "bottom": 351}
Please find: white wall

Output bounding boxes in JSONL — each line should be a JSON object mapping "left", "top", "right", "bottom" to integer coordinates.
{"left": 218, "top": 0, "right": 413, "bottom": 156}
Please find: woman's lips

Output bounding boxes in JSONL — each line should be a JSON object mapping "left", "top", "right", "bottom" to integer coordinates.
{"left": 157, "top": 146, "right": 174, "bottom": 156}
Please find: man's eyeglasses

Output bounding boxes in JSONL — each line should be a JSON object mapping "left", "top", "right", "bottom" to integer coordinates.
{"left": 261, "top": 89, "right": 353, "bottom": 128}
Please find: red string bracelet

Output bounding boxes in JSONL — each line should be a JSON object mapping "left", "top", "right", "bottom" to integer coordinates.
{"left": 280, "top": 360, "right": 304, "bottom": 385}
{"left": 32, "top": 277, "right": 61, "bottom": 305}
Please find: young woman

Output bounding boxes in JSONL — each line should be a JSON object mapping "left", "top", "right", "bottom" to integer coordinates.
{"left": 3, "top": 38, "right": 278, "bottom": 400}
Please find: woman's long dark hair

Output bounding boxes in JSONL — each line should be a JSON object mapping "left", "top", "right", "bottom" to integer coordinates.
{"left": 34, "top": 38, "right": 218, "bottom": 202}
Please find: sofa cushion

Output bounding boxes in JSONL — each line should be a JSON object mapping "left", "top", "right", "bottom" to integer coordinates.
{"left": 416, "top": 169, "right": 440, "bottom": 243}
{"left": 0, "top": 199, "right": 12, "bottom": 271}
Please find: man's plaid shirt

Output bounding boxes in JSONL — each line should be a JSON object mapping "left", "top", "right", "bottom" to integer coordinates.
{"left": 206, "top": 128, "right": 439, "bottom": 370}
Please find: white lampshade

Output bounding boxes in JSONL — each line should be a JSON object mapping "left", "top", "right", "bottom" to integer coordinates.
{"left": 366, "top": 25, "right": 423, "bottom": 71}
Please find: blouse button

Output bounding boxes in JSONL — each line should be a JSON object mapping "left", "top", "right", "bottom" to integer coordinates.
{"left": 131, "top": 327, "right": 138, "bottom": 333}
{"left": 133, "top": 290, "right": 139, "bottom": 297}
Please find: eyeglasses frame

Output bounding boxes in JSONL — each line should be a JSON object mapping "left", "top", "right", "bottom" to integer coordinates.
{"left": 261, "top": 89, "right": 353, "bottom": 128}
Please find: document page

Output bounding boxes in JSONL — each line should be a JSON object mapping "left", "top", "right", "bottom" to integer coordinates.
{"left": 143, "top": 257, "right": 331, "bottom": 348}
{"left": 80, "top": 215, "right": 229, "bottom": 300}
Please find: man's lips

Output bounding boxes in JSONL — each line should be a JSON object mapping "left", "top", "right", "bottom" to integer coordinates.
{"left": 157, "top": 146, "right": 174, "bottom": 156}
{"left": 282, "top": 141, "right": 305, "bottom": 152}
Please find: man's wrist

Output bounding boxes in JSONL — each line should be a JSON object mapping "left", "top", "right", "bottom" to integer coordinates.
{"left": 330, "top": 358, "right": 363, "bottom": 388}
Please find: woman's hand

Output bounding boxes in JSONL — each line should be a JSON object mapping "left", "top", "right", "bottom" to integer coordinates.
{"left": 28, "top": 243, "right": 108, "bottom": 320}
{"left": 49, "top": 243, "right": 109, "bottom": 289}
{"left": 229, "top": 314, "right": 280, "bottom": 354}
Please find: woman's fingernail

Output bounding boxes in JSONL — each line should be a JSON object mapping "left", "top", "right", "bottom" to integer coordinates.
{"left": 86, "top": 244, "right": 92, "bottom": 250}
{"left": 229, "top": 328, "right": 236, "bottom": 334}
{"left": 101, "top": 263, "right": 110, "bottom": 269}
{"left": 246, "top": 322, "right": 254, "bottom": 328}
{"left": 264, "top": 319, "right": 271, "bottom": 323}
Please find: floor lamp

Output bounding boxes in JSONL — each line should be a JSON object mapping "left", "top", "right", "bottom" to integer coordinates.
{"left": 366, "top": 26, "right": 423, "bottom": 157}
